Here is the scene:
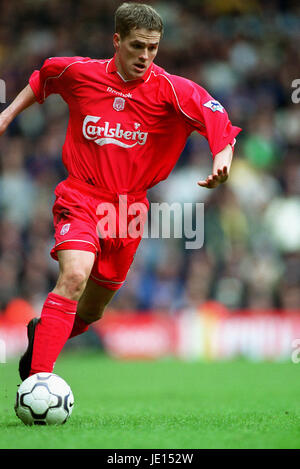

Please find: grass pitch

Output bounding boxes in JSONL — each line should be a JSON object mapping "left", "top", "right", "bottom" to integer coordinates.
{"left": 1, "top": 351, "right": 300, "bottom": 449}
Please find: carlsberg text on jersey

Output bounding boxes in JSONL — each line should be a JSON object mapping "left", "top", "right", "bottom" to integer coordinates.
{"left": 83, "top": 115, "right": 148, "bottom": 148}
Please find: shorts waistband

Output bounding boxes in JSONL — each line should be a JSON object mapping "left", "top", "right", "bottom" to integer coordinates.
{"left": 64, "top": 176, "right": 147, "bottom": 202}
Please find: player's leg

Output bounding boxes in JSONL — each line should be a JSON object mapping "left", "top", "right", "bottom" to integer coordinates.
{"left": 77, "top": 278, "right": 116, "bottom": 322}
{"left": 67, "top": 192, "right": 149, "bottom": 339}
{"left": 69, "top": 278, "right": 116, "bottom": 338}
{"left": 19, "top": 250, "right": 95, "bottom": 380}
{"left": 52, "top": 250, "right": 95, "bottom": 300}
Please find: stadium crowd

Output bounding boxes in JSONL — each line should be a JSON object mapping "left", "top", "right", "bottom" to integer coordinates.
{"left": 0, "top": 0, "right": 300, "bottom": 315}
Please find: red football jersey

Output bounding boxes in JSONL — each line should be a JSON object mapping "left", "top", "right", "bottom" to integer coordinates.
{"left": 29, "top": 55, "right": 241, "bottom": 193}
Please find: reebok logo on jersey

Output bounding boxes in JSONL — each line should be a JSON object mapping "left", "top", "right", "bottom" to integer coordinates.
{"left": 82, "top": 115, "right": 148, "bottom": 148}
{"left": 106, "top": 87, "right": 133, "bottom": 99}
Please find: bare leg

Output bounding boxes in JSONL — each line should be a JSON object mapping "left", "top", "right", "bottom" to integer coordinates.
{"left": 27, "top": 249, "right": 96, "bottom": 376}
{"left": 77, "top": 278, "right": 117, "bottom": 324}
{"left": 53, "top": 250, "right": 96, "bottom": 300}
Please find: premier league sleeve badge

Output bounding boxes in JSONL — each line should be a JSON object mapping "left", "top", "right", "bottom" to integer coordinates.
{"left": 203, "top": 100, "right": 224, "bottom": 113}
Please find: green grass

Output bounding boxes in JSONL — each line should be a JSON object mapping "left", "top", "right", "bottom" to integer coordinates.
{"left": 1, "top": 351, "right": 300, "bottom": 448}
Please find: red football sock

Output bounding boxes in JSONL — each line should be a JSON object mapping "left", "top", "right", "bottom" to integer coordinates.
{"left": 69, "top": 315, "right": 89, "bottom": 339}
{"left": 30, "top": 292, "right": 77, "bottom": 375}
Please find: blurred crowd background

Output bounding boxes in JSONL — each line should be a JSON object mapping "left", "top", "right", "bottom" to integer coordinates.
{"left": 0, "top": 0, "right": 300, "bottom": 316}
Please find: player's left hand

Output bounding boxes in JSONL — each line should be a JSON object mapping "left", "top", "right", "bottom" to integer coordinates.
{"left": 197, "top": 166, "right": 228, "bottom": 189}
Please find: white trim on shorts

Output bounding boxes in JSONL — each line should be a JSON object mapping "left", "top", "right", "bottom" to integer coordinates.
{"left": 55, "top": 239, "right": 98, "bottom": 252}
{"left": 90, "top": 274, "right": 125, "bottom": 285}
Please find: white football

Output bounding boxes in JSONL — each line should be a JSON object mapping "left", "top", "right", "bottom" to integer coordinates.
{"left": 15, "top": 372, "right": 74, "bottom": 425}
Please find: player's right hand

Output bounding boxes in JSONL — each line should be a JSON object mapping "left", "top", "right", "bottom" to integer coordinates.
{"left": 197, "top": 166, "right": 229, "bottom": 189}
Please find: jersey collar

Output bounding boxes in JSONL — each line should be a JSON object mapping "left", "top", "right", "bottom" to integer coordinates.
{"left": 106, "top": 54, "right": 153, "bottom": 84}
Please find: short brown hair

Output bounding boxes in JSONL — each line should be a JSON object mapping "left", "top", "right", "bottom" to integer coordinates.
{"left": 115, "top": 2, "right": 163, "bottom": 39}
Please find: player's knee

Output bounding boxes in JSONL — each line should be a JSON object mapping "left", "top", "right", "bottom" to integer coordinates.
{"left": 56, "top": 270, "right": 89, "bottom": 301}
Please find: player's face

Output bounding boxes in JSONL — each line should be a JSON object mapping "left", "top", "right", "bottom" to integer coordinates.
{"left": 113, "top": 28, "right": 161, "bottom": 81}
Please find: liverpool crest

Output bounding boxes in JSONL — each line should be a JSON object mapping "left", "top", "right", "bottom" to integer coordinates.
{"left": 113, "top": 97, "right": 125, "bottom": 111}
{"left": 60, "top": 223, "right": 70, "bottom": 235}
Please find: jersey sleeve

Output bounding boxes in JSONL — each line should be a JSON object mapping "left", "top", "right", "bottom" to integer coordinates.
{"left": 164, "top": 74, "right": 242, "bottom": 157}
{"left": 29, "top": 56, "right": 87, "bottom": 104}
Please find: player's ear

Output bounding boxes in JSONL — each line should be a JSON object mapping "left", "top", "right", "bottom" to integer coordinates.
{"left": 113, "top": 33, "right": 121, "bottom": 51}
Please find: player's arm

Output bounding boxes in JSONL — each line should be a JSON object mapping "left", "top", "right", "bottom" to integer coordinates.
{"left": 0, "top": 55, "right": 83, "bottom": 138}
{"left": 197, "top": 143, "right": 233, "bottom": 189}
{"left": 163, "top": 73, "right": 241, "bottom": 189}
{"left": 0, "top": 84, "right": 36, "bottom": 136}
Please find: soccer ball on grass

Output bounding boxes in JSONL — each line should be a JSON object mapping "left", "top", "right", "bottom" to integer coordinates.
{"left": 15, "top": 372, "right": 74, "bottom": 425}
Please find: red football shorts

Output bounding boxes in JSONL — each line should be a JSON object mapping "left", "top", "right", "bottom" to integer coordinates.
{"left": 50, "top": 176, "right": 149, "bottom": 291}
